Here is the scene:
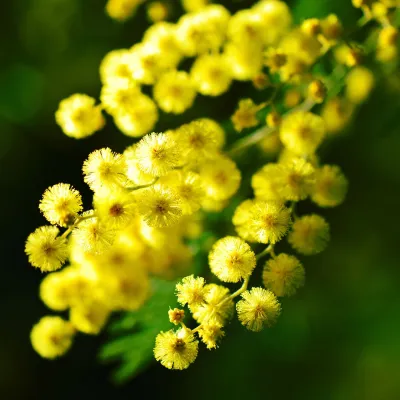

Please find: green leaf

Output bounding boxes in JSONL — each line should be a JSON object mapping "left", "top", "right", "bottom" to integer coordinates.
{"left": 98, "top": 278, "right": 178, "bottom": 384}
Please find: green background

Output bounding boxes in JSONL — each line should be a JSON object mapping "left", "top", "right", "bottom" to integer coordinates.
{"left": 1, "top": 0, "right": 400, "bottom": 399}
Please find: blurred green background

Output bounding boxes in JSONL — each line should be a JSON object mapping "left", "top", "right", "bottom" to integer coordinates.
{"left": 1, "top": 0, "right": 400, "bottom": 399}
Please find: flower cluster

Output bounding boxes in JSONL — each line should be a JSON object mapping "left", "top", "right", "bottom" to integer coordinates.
{"left": 27, "top": 0, "right": 399, "bottom": 368}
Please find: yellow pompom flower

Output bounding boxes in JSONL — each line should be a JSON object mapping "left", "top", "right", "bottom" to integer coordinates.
{"left": 135, "top": 132, "right": 180, "bottom": 177}
{"left": 30, "top": 316, "right": 75, "bottom": 359}
{"left": 160, "top": 170, "right": 204, "bottom": 215}
{"left": 236, "top": 287, "right": 281, "bottom": 332}
{"left": 320, "top": 14, "right": 342, "bottom": 42}
{"left": 168, "top": 308, "right": 185, "bottom": 326}
{"left": 55, "top": 94, "right": 104, "bottom": 139}
{"left": 176, "top": 6, "right": 230, "bottom": 56}
{"left": 321, "top": 97, "right": 354, "bottom": 134}
{"left": 199, "top": 155, "right": 241, "bottom": 201}
{"left": 154, "top": 328, "right": 199, "bottom": 370}
{"left": 253, "top": 0, "right": 292, "bottom": 45}
{"left": 100, "top": 82, "right": 141, "bottom": 117}
{"left": 288, "top": 214, "right": 330, "bottom": 255}
{"left": 129, "top": 43, "right": 165, "bottom": 85}
{"left": 143, "top": 22, "right": 182, "bottom": 67}
{"left": 345, "top": 66, "right": 375, "bottom": 104}
{"left": 25, "top": 226, "right": 69, "bottom": 272}
{"left": 246, "top": 201, "right": 291, "bottom": 244}
{"left": 105, "top": 0, "right": 143, "bottom": 22}
{"left": 225, "top": 42, "right": 264, "bottom": 81}
{"left": 209, "top": 236, "right": 256, "bottom": 283}
{"left": 181, "top": 0, "right": 209, "bottom": 12}
{"left": 262, "top": 253, "right": 305, "bottom": 296}
{"left": 252, "top": 164, "right": 284, "bottom": 202}
{"left": 99, "top": 49, "right": 135, "bottom": 86}
{"left": 106, "top": 271, "right": 150, "bottom": 311}
{"left": 172, "top": 120, "right": 220, "bottom": 162}
{"left": 94, "top": 190, "right": 136, "bottom": 229}
{"left": 39, "top": 183, "right": 83, "bottom": 227}
{"left": 40, "top": 271, "right": 73, "bottom": 311}
{"left": 82, "top": 148, "right": 128, "bottom": 192}
{"left": 227, "top": 9, "right": 264, "bottom": 47}
{"left": 194, "top": 118, "right": 225, "bottom": 149}
{"left": 198, "top": 324, "right": 225, "bottom": 350}
{"left": 113, "top": 94, "right": 159, "bottom": 138}
{"left": 311, "top": 165, "right": 348, "bottom": 207}
{"left": 147, "top": 1, "right": 168, "bottom": 23}
{"left": 176, "top": 275, "right": 207, "bottom": 311}
{"left": 277, "top": 158, "right": 315, "bottom": 201}
{"left": 137, "top": 184, "right": 182, "bottom": 228}
{"left": 259, "top": 131, "right": 282, "bottom": 156}
{"left": 192, "top": 284, "right": 234, "bottom": 326}
{"left": 153, "top": 70, "right": 197, "bottom": 114}
{"left": 280, "top": 111, "right": 325, "bottom": 155}
{"left": 70, "top": 301, "right": 110, "bottom": 335}
{"left": 308, "top": 80, "right": 326, "bottom": 104}
{"left": 232, "top": 199, "right": 257, "bottom": 242}
{"left": 231, "top": 99, "right": 262, "bottom": 132}
{"left": 124, "top": 145, "right": 155, "bottom": 185}
{"left": 190, "top": 54, "right": 232, "bottom": 96}
{"left": 71, "top": 217, "right": 115, "bottom": 254}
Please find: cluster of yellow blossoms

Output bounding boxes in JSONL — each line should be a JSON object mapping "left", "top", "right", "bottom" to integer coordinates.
{"left": 27, "top": 0, "right": 399, "bottom": 369}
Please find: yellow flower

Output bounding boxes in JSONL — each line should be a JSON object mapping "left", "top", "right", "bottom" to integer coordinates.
{"left": 25, "top": 226, "right": 69, "bottom": 272}
{"left": 70, "top": 301, "right": 110, "bottom": 335}
{"left": 198, "top": 324, "right": 225, "bottom": 350}
{"left": 124, "top": 145, "right": 155, "bottom": 185}
{"left": 227, "top": 9, "right": 264, "bottom": 47}
{"left": 280, "top": 111, "right": 325, "bottom": 155}
{"left": 181, "top": 0, "right": 209, "bottom": 12}
{"left": 137, "top": 184, "right": 182, "bottom": 228}
{"left": 135, "top": 132, "right": 181, "bottom": 177}
{"left": 153, "top": 70, "right": 197, "bottom": 114}
{"left": 277, "top": 158, "right": 315, "bottom": 201}
{"left": 321, "top": 97, "right": 354, "bottom": 134}
{"left": 236, "top": 287, "right": 281, "bottom": 332}
{"left": 209, "top": 236, "right": 256, "bottom": 283}
{"left": 171, "top": 120, "right": 220, "bottom": 162}
{"left": 253, "top": 0, "right": 292, "bottom": 45}
{"left": 160, "top": 170, "right": 204, "bottom": 215}
{"left": 245, "top": 201, "right": 291, "bottom": 244}
{"left": 39, "top": 270, "right": 74, "bottom": 311}
{"left": 224, "top": 42, "right": 264, "bottom": 81}
{"left": 199, "top": 155, "right": 241, "bottom": 201}
{"left": 154, "top": 328, "right": 198, "bottom": 370}
{"left": 192, "top": 284, "right": 234, "bottom": 326}
{"left": 232, "top": 199, "right": 257, "bottom": 242}
{"left": 39, "top": 183, "right": 83, "bottom": 227}
{"left": 288, "top": 214, "right": 330, "bottom": 255}
{"left": 55, "top": 94, "right": 104, "bottom": 139}
{"left": 82, "top": 148, "right": 128, "bottom": 192}
{"left": 262, "top": 253, "right": 305, "bottom": 296}
{"left": 105, "top": 0, "right": 143, "bottom": 21}
{"left": 143, "top": 22, "right": 182, "bottom": 67}
{"left": 71, "top": 217, "right": 115, "bottom": 255}
{"left": 345, "top": 66, "right": 375, "bottom": 104}
{"left": 190, "top": 54, "right": 232, "bottom": 96}
{"left": 176, "top": 275, "right": 207, "bottom": 311}
{"left": 30, "top": 316, "right": 75, "bottom": 359}
{"left": 231, "top": 99, "right": 262, "bottom": 132}
{"left": 308, "top": 80, "right": 326, "bottom": 104}
{"left": 311, "top": 165, "right": 348, "bottom": 207}
{"left": 147, "top": 1, "right": 169, "bottom": 23}
{"left": 176, "top": 6, "right": 230, "bottom": 56}
{"left": 94, "top": 190, "right": 137, "bottom": 229}
{"left": 252, "top": 164, "right": 284, "bottom": 202}
{"left": 100, "top": 82, "right": 141, "bottom": 117}
{"left": 193, "top": 118, "right": 225, "bottom": 149}
{"left": 99, "top": 49, "right": 135, "bottom": 86}
{"left": 113, "top": 94, "right": 158, "bottom": 138}
{"left": 168, "top": 308, "right": 185, "bottom": 325}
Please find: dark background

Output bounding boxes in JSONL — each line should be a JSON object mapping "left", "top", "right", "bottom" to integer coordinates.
{"left": 1, "top": 0, "right": 400, "bottom": 399}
